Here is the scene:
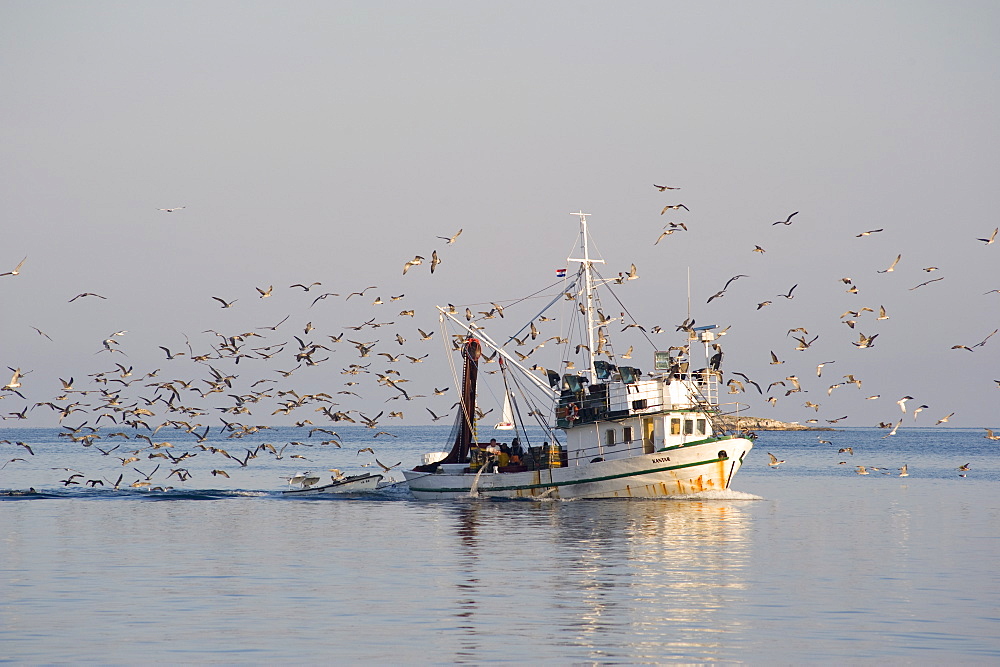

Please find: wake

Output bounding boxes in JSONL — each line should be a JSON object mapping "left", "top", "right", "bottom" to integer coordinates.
{"left": 665, "top": 488, "right": 763, "bottom": 501}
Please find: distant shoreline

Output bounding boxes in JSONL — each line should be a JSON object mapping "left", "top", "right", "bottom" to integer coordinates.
{"left": 718, "top": 416, "right": 835, "bottom": 431}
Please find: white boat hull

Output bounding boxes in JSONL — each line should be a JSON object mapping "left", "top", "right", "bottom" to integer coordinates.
{"left": 403, "top": 437, "right": 752, "bottom": 500}
{"left": 282, "top": 473, "right": 383, "bottom": 496}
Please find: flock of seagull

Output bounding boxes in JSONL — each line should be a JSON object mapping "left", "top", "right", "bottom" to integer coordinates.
{"left": 650, "top": 185, "right": 998, "bottom": 478}
{"left": 1, "top": 191, "right": 997, "bottom": 490}
{"left": 0, "top": 219, "right": 479, "bottom": 491}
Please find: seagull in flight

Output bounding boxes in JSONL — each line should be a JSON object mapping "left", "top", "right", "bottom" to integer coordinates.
{"left": 437, "top": 229, "right": 463, "bottom": 244}
{"left": 777, "top": 284, "right": 798, "bottom": 299}
{"left": 977, "top": 227, "right": 998, "bottom": 245}
{"left": 767, "top": 452, "right": 785, "bottom": 467}
{"left": 660, "top": 204, "right": 689, "bottom": 214}
{"left": 68, "top": 292, "right": 107, "bottom": 302}
{"left": 0, "top": 256, "right": 26, "bottom": 277}
{"left": 877, "top": 254, "right": 902, "bottom": 273}
{"left": 402, "top": 256, "right": 424, "bottom": 275}
{"left": 772, "top": 212, "right": 799, "bottom": 226}
{"left": 156, "top": 206, "right": 186, "bottom": 212}
{"left": 653, "top": 184, "right": 680, "bottom": 191}
{"left": 212, "top": 296, "right": 238, "bottom": 308}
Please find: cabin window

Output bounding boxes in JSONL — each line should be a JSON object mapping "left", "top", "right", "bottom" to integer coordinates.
{"left": 683, "top": 419, "right": 694, "bottom": 435}
{"left": 670, "top": 418, "right": 681, "bottom": 435}
{"left": 605, "top": 429, "right": 616, "bottom": 446}
{"left": 623, "top": 426, "right": 633, "bottom": 442}
{"left": 696, "top": 419, "right": 707, "bottom": 435}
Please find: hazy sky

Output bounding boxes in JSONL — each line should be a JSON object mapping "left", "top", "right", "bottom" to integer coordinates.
{"left": 1, "top": 1, "right": 998, "bottom": 429}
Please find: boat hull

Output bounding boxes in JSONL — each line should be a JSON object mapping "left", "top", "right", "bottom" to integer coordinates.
{"left": 403, "top": 437, "right": 753, "bottom": 500}
{"left": 282, "top": 473, "right": 383, "bottom": 496}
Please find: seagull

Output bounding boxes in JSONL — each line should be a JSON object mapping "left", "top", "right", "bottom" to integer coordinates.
{"left": 158, "top": 346, "right": 185, "bottom": 360}
{"left": 290, "top": 282, "right": 322, "bottom": 291}
{"left": 772, "top": 212, "right": 799, "bottom": 226}
{"left": 156, "top": 206, "right": 186, "bottom": 212}
{"left": 855, "top": 229, "right": 884, "bottom": 237}
{"left": 68, "top": 292, "right": 107, "bottom": 302}
{"left": 0, "top": 256, "right": 27, "bottom": 277}
{"left": 935, "top": 412, "right": 955, "bottom": 425}
{"left": 430, "top": 250, "right": 441, "bottom": 274}
{"left": 973, "top": 329, "right": 998, "bottom": 348}
{"left": 882, "top": 418, "right": 903, "bottom": 438}
{"left": 256, "top": 285, "right": 273, "bottom": 298}
{"left": 660, "top": 204, "right": 689, "bottom": 214}
{"left": 437, "top": 229, "right": 463, "bottom": 244}
{"left": 346, "top": 286, "right": 377, "bottom": 300}
{"left": 212, "top": 296, "right": 238, "bottom": 308}
{"left": 767, "top": 452, "right": 785, "bottom": 467}
{"left": 856, "top": 465, "right": 869, "bottom": 475}
{"left": 753, "top": 245, "right": 766, "bottom": 253}
{"left": 838, "top": 447, "right": 853, "bottom": 456}
{"left": 853, "top": 332, "right": 879, "bottom": 348}
{"left": 816, "top": 361, "right": 834, "bottom": 377}
{"left": 877, "top": 254, "right": 902, "bottom": 273}
{"left": 984, "top": 429, "right": 1000, "bottom": 441}
{"left": 653, "top": 184, "right": 680, "bottom": 191}
{"left": 310, "top": 292, "right": 339, "bottom": 307}
{"left": 655, "top": 229, "right": 678, "bottom": 244}
{"left": 30, "top": 326, "right": 53, "bottom": 341}
{"left": 910, "top": 277, "right": 944, "bottom": 290}
{"left": 896, "top": 396, "right": 914, "bottom": 412}
{"left": 777, "top": 284, "right": 797, "bottom": 299}
{"left": 402, "top": 256, "right": 424, "bottom": 275}
{"left": 3, "top": 368, "right": 25, "bottom": 391}
{"left": 375, "top": 458, "right": 401, "bottom": 472}
{"left": 958, "top": 463, "right": 971, "bottom": 472}
{"left": 977, "top": 227, "right": 998, "bottom": 245}
{"left": 898, "top": 464, "right": 908, "bottom": 477}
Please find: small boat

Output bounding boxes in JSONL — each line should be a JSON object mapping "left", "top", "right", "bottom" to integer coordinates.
{"left": 404, "top": 211, "right": 756, "bottom": 500}
{"left": 282, "top": 472, "right": 383, "bottom": 496}
{"left": 493, "top": 392, "right": 515, "bottom": 430}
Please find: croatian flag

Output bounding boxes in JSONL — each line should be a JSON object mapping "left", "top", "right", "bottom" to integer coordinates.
{"left": 556, "top": 268, "right": 567, "bottom": 278}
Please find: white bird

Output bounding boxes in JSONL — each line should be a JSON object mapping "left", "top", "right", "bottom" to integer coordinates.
{"left": 402, "top": 256, "right": 424, "bottom": 275}
{"left": 437, "top": 229, "right": 463, "bottom": 244}
{"left": 877, "top": 254, "right": 902, "bottom": 273}
{"left": 977, "top": 227, "right": 998, "bottom": 245}
{"left": 3, "top": 368, "right": 24, "bottom": 391}
{"left": 767, "top": 452, "right": 785, "bottom": 467}
{"left": 0, "top": 256, "right": 26, "bottom": 277}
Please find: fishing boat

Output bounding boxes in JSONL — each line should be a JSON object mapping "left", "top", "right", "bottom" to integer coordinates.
{"left": 403, "top": 211, "right": 755, "bottom": 500}
{"left": 282, "top": 472, "right": 383, "bottom": 496}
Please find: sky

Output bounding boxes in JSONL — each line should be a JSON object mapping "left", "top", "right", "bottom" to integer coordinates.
{"left": 1, "top": 1, "right": 998, "bottom": 430}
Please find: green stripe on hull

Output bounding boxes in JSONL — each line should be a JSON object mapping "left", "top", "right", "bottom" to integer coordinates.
{"left": 410, "top": 456, "right": 733, "bottom": 495}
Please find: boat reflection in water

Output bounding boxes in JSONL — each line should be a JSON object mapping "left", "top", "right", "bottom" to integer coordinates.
{"left": 440, "top": 495, "right": 754, "bottom": 663}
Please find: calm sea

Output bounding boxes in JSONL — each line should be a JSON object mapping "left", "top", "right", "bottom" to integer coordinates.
{"left": 2, "top": 425, "right": 998, "bottom": 664}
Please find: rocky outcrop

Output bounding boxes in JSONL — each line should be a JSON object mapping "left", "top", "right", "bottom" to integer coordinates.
{"left": 716, "top": 415, "right": 835, "bottom": 431}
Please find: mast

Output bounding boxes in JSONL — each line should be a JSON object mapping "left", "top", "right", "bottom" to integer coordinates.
{"left": 567, "top": 211, "right": 605, "bottom": 383}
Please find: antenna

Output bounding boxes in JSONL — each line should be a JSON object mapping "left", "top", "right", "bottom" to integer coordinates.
{"left": 686, "top": 266, "right": 691, "bottom": 322}
{"left": 567, "top": 211, "right": 606, "bottom": 383}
